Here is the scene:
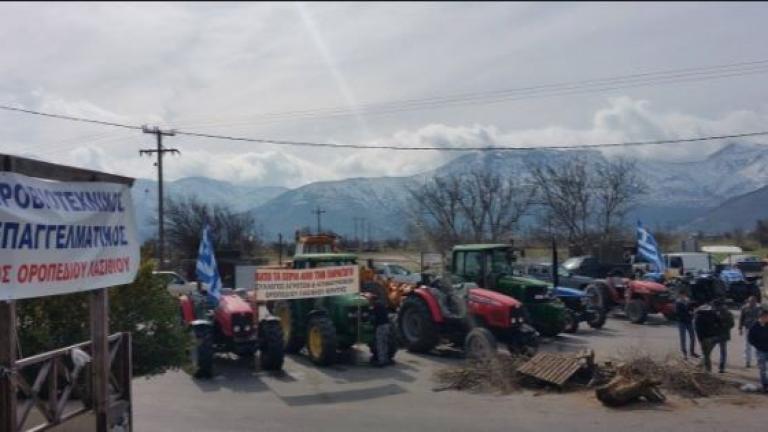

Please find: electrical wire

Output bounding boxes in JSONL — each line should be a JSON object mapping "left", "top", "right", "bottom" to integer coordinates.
{"left": 2, "top": 104, "right": 768, "bottom": 152}
{"left": 169, "top": 59, "right": 768, "bottom": 128}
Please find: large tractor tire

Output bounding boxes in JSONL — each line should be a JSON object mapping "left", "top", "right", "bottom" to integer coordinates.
{"left": 306, "top": 315, "right": 338, "bottom": 366}
{"left": 585, "top": 283, "right": 608, "bottom": 314}
{"left": 397, "top": 296, "right": 440, "bottom": 353}
{"left": 587, "top": 308, "right": 607, "bottom": 329}
{"left": 273, "top": 301, "right": 305, "bottom": 354}
{"left": 464, "top": 327, "right": 497, "bottom": 360}
{"left": 562, "top": 309, "right": 579, "bottom": 334}
{"left": 625, "top": 299, "right": 648, "bottom": 324}
{"left": 258, "top": 320, "right": 285, "bottom": 371}
{"left": 368, "top": 324, "right": 399, "bottom": 364}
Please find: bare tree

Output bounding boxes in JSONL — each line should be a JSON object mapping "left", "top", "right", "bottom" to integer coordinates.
{"left": 163, "top": 196, "right": 261, "bottom": 261}
{"left": 531, "top": 157, "right": 645, "bottom": 255}
{"left": 593, "top": 158, "right": 645, "bottom": 241}
{"left": 408, "top": 171, "right": 533, "bottom": 249}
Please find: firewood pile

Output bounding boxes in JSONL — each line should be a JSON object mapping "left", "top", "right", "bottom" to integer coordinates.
{"left": 433, "top": 350, "right": 738, "bottom": 407}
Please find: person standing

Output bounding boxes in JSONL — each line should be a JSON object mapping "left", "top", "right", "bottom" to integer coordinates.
{"left": 714, "top": 299, "right": 735, "bottom": 373}
{"left": 747, "top": 309, "right": 768, "bottom": 393}
{"left": 739, "top": 296, "right": 762, "bottom": 368}
{"left": 695, "top": 300, "right": 733, "bottom": 373}
{"left": 675, "top": 291, "right": 699, "bottom": 359}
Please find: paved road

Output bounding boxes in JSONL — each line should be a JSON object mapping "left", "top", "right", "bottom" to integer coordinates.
{"left": 132, "top": 312, "right": 766, "bottom": 432}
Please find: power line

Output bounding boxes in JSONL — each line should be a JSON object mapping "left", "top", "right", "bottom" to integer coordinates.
{"left": 170, "top": 59, "right": 768, "bottom": 128}
{"left": 171, "top": 129, "right": 768, "bottom": 151}
{"left": 1, "top": 103, "right": 767, "bottom": 152}
{"left": 0, "top": 105, "right": 142, "bottom": 130}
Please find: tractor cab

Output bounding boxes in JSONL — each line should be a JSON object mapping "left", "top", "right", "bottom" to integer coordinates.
{"left": 451, "top": 244, "right": 567, "bottom": 337}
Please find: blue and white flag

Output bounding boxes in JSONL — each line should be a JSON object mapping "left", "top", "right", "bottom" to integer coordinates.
{"left": 196, "top": 224, "right": 222, "bottom": 300}
{"left": 636, "top": 221, "right": 665, "bottom": 273}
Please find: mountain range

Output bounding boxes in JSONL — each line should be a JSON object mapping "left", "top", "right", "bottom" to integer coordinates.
{"left": 132, "top": 142, "right": 768, "bottom": 241}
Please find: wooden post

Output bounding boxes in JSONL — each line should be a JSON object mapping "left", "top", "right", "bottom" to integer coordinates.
{"left": 90, "top": 290, "right": 109, "bottom": 432}
{"left": 0, "top": 300, "right": 17, "bottom": 432}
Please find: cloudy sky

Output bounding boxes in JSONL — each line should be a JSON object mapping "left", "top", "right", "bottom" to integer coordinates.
{"left": 2, "top": 2, "right": 768, "bottom": 187}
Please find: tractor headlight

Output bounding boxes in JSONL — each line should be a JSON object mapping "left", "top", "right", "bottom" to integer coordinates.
{"left": 233, "top": 325, "right": 241, "bottom": 332}
{"left": 244, "top": 325, "right": 251, "bottom": 332}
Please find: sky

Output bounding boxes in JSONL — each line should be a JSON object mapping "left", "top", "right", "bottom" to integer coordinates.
{"left": 2, "top": 2, "right": 768, "bottom": 188}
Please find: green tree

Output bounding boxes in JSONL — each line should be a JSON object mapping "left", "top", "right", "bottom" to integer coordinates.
{"left": 17, "top": 261, "right": 188, "bottom": 377}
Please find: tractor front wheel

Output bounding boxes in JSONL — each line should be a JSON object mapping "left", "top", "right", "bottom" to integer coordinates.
{"left": 625, "top": 299, "right": 648, "bottom": 324}
{"left": 306, "top": 315, "right": 337, "bottom": 366}
{"left": 259, "top": 321, "right": 285, "bottom": 371}
{"left": 563, "top": 309, "right": 579, "bottom": 333}
{"left": 464, "top": 327, "right": 497, "bottom": 360}
{"left": 274, "top": 301, "right": 304, "bottom": 354}
{"left": 397, "top": 297, "right": 439, "bottom": 353}
{"left": 587, "top": 308, "right": 607, "bottom": 329}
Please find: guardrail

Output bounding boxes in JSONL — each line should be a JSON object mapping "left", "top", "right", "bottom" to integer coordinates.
{"left": 12, "top": 332, "right": 132, "bottom": 432}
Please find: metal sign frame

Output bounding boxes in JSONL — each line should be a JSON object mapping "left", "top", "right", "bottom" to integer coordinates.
{"left": 0, "top": 154, "right": 135, "bottom": 432}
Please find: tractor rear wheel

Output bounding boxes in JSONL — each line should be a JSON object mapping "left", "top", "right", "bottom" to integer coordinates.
{"left": 562, "top": 309, "right": 579, "bottom": 333}
{"left": 273, "top": 301, "right": 304, "bottom": 354}
{"left": 625, "top": 299, "right": 648, "bottom": 324}
{"left": 397, "top": 296, "right": 439, "bottom": 353}
{"left": 306, "top": 315, "right": 338, "bottom": 366}
{"left": 259, "top": 321, "right": 285, "bottom": 371}
{"left": 464, "top": 327, "right": 497, "bottom": 360}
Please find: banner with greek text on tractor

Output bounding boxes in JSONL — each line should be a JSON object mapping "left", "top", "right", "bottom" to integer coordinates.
{"left": 0, "top": 172, "right": 139, "bottom": 300}
{"left": 238, "top": 265, "right": 359, "bottom": 301}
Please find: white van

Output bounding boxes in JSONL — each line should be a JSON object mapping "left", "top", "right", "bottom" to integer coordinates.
{"left": 663, "top": 252, "right": 712, "bottom": 275}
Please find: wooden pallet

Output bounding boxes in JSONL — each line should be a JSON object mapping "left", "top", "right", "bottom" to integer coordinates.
{"left": 517, "top": 349, "right": 595, "bottom": 387}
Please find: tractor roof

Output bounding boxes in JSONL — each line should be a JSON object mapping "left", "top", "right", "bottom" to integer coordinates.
{"left": 292, "top": 253, "right": 358, "bottom": 261}
{"left": 452, "top": 244, "right": 511, "bottom": 252}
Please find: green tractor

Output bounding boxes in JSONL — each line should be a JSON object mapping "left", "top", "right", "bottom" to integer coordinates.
{"left": 451, "top": 244, "right": 568, "bottom": 337}
{"left": 272, "top": 253, "right": 396, "bottom": 366}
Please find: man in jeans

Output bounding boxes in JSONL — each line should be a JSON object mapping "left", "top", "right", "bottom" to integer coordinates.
{"left": 739, "top": 296, "right": 762, "bottom": 368}
{"left": 675, "top": 291, "right": 699, "bottom": 359}
{"left": 747, "top": 309, "right": 768, "bottom": 393}
{"left": 695, "top": 300, "right": 733, "bottom": 373}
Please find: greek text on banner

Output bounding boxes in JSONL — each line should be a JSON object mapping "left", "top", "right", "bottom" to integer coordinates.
{"left": 0, "top": 172, "right": 139, "bottom": 300}
{"left": 237, "top": 265, "right": 360, "bottom": 301}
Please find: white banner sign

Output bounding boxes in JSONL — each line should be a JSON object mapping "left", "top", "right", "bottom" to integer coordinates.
{"left": 0, "top": 172, "right": 139, "bottom": 300}
{"left": 237, "top": 265, "right": 359, "bottom": 301}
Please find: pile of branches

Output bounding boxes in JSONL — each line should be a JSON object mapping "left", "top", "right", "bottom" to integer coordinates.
{"left": 601, "top": 353, "right": 736, "bottom": 398}
{"left": 433, "top": 353, "right": 527, "bottom": 394}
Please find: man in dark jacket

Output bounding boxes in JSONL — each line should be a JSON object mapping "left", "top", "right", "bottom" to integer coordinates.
{"left": 675, "top": 291, "right": 698, "bottom": 360}
{"left": 747, "top": 309, "right": 768, "bottom": 392}
{"left": 739, "top": 296, "right": 762, "bottom": 368}
{"left": 695, "top": 300, "right": 733, "bottom": 373}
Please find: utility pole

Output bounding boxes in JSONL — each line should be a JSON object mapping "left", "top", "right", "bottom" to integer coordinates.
{"left": 277, "top": 233, "right": 283, "bottom": 265}
{"left": 312, "top": 206, "right": 326, "bottom": 234}
{"left": 140, "top": 126, "right": 179, "bottom": 270}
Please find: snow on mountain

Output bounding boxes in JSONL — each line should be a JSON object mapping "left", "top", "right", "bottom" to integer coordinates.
{"left": 132, "top": 177, "right": 287, "bottom": 240}
{"left": 131, "top": 142, "right": 768, "bottom": 241}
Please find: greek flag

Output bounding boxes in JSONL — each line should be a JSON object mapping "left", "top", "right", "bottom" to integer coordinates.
{"left": 196, "top": 224, "right": 222, "bottom": 300}
{"left": 636, "top": 221, "right": 665, "bottom": 273}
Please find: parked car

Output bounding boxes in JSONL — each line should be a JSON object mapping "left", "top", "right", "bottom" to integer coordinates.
{"left": 373, "top": 262, "right": 421, "bottom": 285}
{"left": 153, "top": 271, "right": 197, "bottom": 295}
{"left": 560, "top": 256, "right": 632, "bottom": 279}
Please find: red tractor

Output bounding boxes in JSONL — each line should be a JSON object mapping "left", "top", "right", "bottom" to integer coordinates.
{"left": 180, "top": 289, "right": 285, "bottom": 376}
{"left": 584, "top": 271, "right": 674, "bottom": 324}
{"left": 396, "top": 276, "right": 539, "bottom": 358}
